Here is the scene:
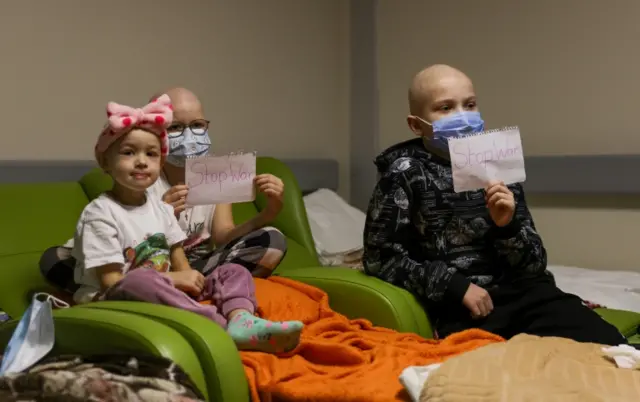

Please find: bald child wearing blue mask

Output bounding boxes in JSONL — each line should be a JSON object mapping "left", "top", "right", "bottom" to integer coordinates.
{"left": 363, "top": 64, "right": 626, "bottom": 345}
{"left": 146, "top": 87, "right": 288, "bottom": 279}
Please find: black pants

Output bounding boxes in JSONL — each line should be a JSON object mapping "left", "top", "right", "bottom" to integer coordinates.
{"left": 435, "top": 276, "right": 627, "bottom": 346}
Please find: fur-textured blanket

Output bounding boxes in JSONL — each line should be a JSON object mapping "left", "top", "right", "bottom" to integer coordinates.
{"left": 421, "top": 334, "right": 640, "bottom": 402}
{"left": 0, "top": 353, "right": 205, "bottom": 402}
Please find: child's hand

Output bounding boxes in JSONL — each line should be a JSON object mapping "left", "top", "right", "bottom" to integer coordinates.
{"left": 485, "top": 180, "right": 515, "bottom": 227}
{"left": 168, "top": 270, "right": 205, "bottom": 296}
{"left": 255, "top": 174, "right": 284, "bottom": 221}
{"left": 162, "top": 185, "right": 189, "bottom": 218}
{"left": 462, "top": 283, "right": 493, "bottom": 319}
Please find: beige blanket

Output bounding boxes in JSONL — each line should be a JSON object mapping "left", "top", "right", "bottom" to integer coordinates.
{"left": 421, "top": 334, "right": 640, "bottom": 402}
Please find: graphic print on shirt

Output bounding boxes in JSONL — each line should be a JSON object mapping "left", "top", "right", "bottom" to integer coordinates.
{"left": 182, "top": 220, "right": 206, "bottom": 250}
{"left": 182, "top": 222, "right": 211, "bottom": 254}
{"left": 180, "top": 217, "right": 212, "bottom": 262}
{"left": 123, "top": 233, "right": 171, "bottom": 272}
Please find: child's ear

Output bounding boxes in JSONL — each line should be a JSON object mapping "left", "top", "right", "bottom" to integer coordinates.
{"left": 97, "top": 155, "right": 110, "bottom": 173}
{"left": 407, "top": 115, "right": 428, "bottom": 137}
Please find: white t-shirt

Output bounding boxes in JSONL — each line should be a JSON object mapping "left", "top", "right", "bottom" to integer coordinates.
{"left": 72, "top": 193, "right": 187, "bottom": 304}
{"left": 148, "top": 175, "right": 216, "bottom": 261}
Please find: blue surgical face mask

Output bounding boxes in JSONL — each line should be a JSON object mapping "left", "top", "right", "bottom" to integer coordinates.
{"left": 418, "top": 111, "right": 485, "bottom": 152}
{"left": 0, "top": 293, "right": 69, "bottom": 375}
{"left": 166, "top": 127, "right": 212, "bottom": 167}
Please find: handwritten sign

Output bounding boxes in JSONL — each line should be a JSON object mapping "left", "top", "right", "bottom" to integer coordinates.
{"left": 185, "top": 153, "right": 256, "bottom": 205}
{"left": 448, "top": 126, "right": 526, "bottom": 193}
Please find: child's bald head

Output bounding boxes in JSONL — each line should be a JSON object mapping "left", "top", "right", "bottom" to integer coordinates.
{"left": 407, "top": 64, "right": 478, "bottom": 137}
{"left": 150, "top": 87, "right": 204, "bottom": 123}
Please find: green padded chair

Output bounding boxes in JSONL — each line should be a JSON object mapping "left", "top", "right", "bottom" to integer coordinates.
{"left": 0, "top": 179, "right": 218, "bottom": 399}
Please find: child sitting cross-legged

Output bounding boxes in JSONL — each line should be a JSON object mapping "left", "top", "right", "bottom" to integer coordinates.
{"left": 72, "top": 94, "right": 303, "bottom": 353}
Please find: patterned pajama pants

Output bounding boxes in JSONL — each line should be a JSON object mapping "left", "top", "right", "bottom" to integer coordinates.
{"left": 189, "top": 226, "right": 287, "bottom": 278}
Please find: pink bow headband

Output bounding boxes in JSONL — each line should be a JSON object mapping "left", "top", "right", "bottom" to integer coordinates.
{"left": 95, "top": 94, "right": 173, "bottom": 162}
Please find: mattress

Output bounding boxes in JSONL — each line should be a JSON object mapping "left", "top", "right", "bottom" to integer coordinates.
{"left": 548, "top": 265, "right": 640, "bottom": 313}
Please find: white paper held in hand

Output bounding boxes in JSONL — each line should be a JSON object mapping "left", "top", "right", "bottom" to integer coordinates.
{"left": 448, "top": 126, "right": 526, "bottom": 193}
{"left": 185, "top": 153, "right": 257, "bottom": 205}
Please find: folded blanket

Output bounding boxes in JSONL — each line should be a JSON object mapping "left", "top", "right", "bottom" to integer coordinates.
{"left": 421, "top": 334, "right": 640, "bottom": 402}
{"left": 0, "top": 353, "right": 204, "bottom": 401}
{"left": 242, "top": 277, "right": 503, "bottom": 402}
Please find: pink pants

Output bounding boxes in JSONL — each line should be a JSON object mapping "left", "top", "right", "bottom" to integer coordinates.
{"left": 103, "top": 263, "right": 256, "bottom": 328}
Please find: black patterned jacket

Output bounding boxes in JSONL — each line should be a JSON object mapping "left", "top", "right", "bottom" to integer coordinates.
{"left": 363, "top": 138, "right": 548, "bottom": 310}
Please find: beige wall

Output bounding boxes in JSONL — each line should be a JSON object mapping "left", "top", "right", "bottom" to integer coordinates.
{"left": 5, "top": 0, "right": 639, "bottom": 270}
{"left": 0, "top": 0, "right": 350, "bottom": 197}
{"left": 377, "top": 0, "right": 640, "bottom": 271}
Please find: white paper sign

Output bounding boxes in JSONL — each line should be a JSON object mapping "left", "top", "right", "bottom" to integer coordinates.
{"left": 448, "top": 126, "right": 526, "bottom": 193}
{"left": 185, "top": 153, "right": 257, "bottom": 205}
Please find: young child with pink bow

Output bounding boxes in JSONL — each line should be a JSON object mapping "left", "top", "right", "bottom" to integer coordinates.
{"left": 71, "top": 95, "right": 303, "bottom": 353}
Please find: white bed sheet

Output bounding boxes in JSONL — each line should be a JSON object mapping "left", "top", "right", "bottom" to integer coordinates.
{"left": 548, "top": 265, "right": 640, "bottom": 313}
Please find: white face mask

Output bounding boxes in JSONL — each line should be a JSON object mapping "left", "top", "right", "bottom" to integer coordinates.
{"left": 0, "top": 293, "right": 69, "bottom": 375}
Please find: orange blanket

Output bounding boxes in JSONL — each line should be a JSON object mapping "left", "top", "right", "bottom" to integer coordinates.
{"left": 241, "top": 277, "right": 504, "bottom": 402}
